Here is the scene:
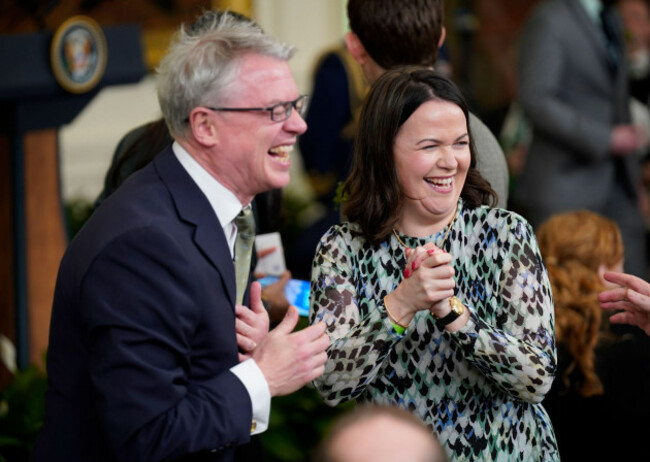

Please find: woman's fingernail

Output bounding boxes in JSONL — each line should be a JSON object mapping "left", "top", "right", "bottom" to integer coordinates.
{"left": 404, "top": 268, "right": 411, "bottom": 278}
{"left": 411, "top": 261, "right": 417, "bottom": 270}
{"left": 427, "top": 249, "right": 436, "bottom": 255}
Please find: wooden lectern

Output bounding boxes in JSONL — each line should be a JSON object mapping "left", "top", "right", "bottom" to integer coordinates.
{"left": 0, "top": 23, "right": 146, "bottom": 373}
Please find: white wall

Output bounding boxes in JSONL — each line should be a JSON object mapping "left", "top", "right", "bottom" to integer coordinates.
{"left": 59, "top": 0, "right": 347, "bottom": 203}
{"left": 59, "top": 75, "right": 161, "bottom": 201}
{"left": 253, "top": 0, "right": 347, "bottom": 92}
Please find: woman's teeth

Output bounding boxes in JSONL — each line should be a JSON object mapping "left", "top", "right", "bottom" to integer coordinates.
{"left": 425, "top": 177, "right": 453, "bottom": 188}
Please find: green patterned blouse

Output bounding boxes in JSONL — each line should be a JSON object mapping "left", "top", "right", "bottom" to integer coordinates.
{"left": 309, "top": 200, "right": 559, "bottom": 461}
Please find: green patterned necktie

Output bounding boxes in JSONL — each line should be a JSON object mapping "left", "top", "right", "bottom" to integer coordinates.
{"left": 233, "top": 206, "right": 255, "bottom": 305}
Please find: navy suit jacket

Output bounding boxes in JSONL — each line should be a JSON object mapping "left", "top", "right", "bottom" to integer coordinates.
{"left": 32, "top": 147, "right": 254, "bottom": 462}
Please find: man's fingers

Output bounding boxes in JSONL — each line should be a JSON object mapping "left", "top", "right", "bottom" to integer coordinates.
{"left": 278, "top": 270, "right": 291, "bottom": 284}
{"left": 609, "top": 311, "right": 635, "bottom": 325}
{"left": 236, "top": 333, "right": 257, "bottom": 351}
{"left": 292, "top": 321, "right": 327, "bottom": 344}
{"left": 600, "top": 286, "right": 650, "bottom": 310}
{"left": 272, "top": 305, "right": 299, "bottom": 335}
{"left": 312, "top": 330, "right": 330, "bottom": 350}
{"left": 627, "top": 287, "right": 650, "bottom": 312}
{"left": 235, "top": 317, "right": 249, "bottom": 333}
{"left": 305, "top": 365, "right": 326, "bottom": 384}
{"left": 603, "top": 271, "right": 648, "bottom": 295}
{"left": 298, "top": 331, "right": 330, "bottom": 364}
{"left": 601, "top": 298, "right": 639, "bottom": 310}
{"left": 296, "top": 352, "right": 328, "bottom": 386}
{"left": 598, "top": 288, "right": 622, "bottom": 303}
{"left": 235, "top": 305, "right": 253, "bottom": 324}
{"left": 257, "top": 247, "right": 277, "bottom": 259}
{"left": 287, "top": 326, "right": 329, "bottom": 363}
{"left": 600, "top": 300, "right": 624, "bottom": 311}
{"left": 312, "top": 350, "right": 328, "bottom": 367}
{"left": 602, "top": 271, "right": 632, "bottom": 285}
{"left": 249, "top": 281, "right": 266, "bottom": 314}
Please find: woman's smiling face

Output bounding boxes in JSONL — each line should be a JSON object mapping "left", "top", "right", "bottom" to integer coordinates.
{"left": 394, "top": 99, "right": 470, "bottom": 228}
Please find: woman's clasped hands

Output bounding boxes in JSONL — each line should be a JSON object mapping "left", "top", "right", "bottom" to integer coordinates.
{"left": 385, "top": 243, "right": 456, "bottom": 327}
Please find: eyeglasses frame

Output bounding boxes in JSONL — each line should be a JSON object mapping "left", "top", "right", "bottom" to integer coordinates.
{"left": 199, "top": 94, "right": 308, "bottom": 123}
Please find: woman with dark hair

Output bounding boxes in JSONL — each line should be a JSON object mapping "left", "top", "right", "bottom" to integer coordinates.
{"left": 309, "top": 67, "right": 559, "bottom": 461}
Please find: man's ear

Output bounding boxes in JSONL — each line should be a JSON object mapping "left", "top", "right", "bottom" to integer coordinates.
{"left": 438, "top": 26, "right": 446, "bottom": 49}
{"left": 345, "top": 31, "right": 384, "bottom": 83}
{"left": 345, "top": 32, "right": 367, "bottom": 65}
{"left": 188, "top": 108, "right": 218, "bottom": 147}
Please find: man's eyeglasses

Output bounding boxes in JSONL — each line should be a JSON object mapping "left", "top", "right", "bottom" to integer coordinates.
{"left": 203, "top": 94, "right": 308, "bottom": 123}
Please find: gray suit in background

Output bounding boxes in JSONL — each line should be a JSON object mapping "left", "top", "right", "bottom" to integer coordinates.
{"left": 516, "top": 0, "right": 646, "bottom": 277}
{"left": 469, "top": 113, "right": 510, "bottom": 209}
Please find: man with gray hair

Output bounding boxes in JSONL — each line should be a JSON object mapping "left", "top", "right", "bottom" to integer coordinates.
{"left": 32, "top": 11, "right": 328, "bottom": 462}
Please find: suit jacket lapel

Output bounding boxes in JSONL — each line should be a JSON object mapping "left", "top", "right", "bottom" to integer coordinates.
{"left": 566, "top": 0, "right": 612, "bottom": 69}
{"left": 153, "top": 147, "right": 237, "bottom": 307}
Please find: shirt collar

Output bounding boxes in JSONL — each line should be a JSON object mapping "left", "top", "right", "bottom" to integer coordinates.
{"left": 172, "top": 141, "right": 244, "bottom": 228}
{"left": 579, "top": 0, "right": 603, "bottom": 24}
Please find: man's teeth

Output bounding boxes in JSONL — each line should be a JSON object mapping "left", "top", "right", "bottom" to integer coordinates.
{"left": 269, "top": 145, "right": 293, "bottom": 158}
{"left": 425, "top": 178, "right": 453, "bottom": 188}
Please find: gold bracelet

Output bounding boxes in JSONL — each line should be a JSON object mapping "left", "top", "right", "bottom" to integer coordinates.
{"left": 383, "top": 296, "right": 409, "bottom": 328}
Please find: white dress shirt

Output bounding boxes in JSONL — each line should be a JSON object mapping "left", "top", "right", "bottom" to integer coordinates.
{"left": 173, "top": 142, "right": 270, "bottom": 435}
{"left": 579, "top": 0, "right": 603, "bottom": 25}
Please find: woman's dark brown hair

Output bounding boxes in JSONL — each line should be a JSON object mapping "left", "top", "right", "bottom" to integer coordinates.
{"left": 341, "top": 66, "right": 496, "bottom": 244}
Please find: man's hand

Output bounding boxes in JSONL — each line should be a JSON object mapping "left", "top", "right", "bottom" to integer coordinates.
{"left": 259, "top": 270, "right": 291, "bottom": 324}
{"left": 610, "top": 124, "right": 644, "bottom": 156}
{"left": 598, "top": 271, "right": 650, "bottom": 335}
{"left": 252, "top": 306, "right": 329, "bottom": 397}
{"left": 236, "top": 282, "right": 270, "bottom": 362}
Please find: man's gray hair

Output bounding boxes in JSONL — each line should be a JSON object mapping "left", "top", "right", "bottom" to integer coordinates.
{"left": 157, "top": 11, "right": 296, "bottom": 138}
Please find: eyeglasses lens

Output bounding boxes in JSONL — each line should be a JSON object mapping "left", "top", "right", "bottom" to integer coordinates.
{"left": 270, "top": 96, "right": 307, "bottom": 122}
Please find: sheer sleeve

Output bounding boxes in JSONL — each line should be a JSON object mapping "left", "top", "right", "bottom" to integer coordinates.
{"left": 451, "top": 215, "right": 557, "bottom": 403}
{"left": 308, "top": 226, "right": 404, "bottom": 405}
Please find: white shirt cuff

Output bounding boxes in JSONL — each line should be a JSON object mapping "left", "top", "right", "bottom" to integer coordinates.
{"left": 230, "top": 358, "right": 271, "bottom": 435}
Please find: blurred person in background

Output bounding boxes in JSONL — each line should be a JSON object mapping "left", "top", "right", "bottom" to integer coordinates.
{"left": 290, "top": 44, "right": 368, "bottom": 279}
{"left": 599, "top": 270, "right": 650, "bottom": 334}
{"left": 620, "top": 0, "right": 650, "bottom": 104}
{"left": 344, "top": 0, "right": 509, "bottom": 210}
{"left": 516, "top": 0, "right": 647, "bottom": 278}
{"left": 312, "top": 404, "right": 447, "bottom": 462}
{"left": 538, "top": 210, "right": 650, "bottom": 460}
